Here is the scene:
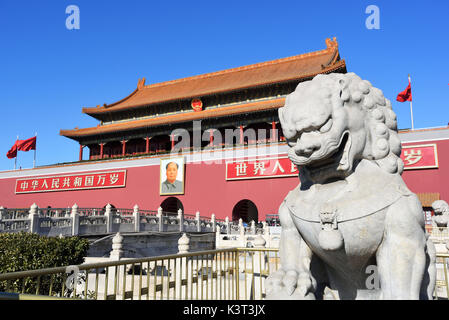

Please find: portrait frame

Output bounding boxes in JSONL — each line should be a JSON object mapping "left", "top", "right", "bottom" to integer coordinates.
{"left": 159, "top": 156, "right": 185, "bottom": 195}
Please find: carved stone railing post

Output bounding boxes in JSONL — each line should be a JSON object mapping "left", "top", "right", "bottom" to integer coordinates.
{"left": 178, "top": 233, "right": 190, "bottom": 254}
{"left": 176, "top": 233, "right": 190, "bottom": 298}
{"left": 262, "top": 221, "right": 270, "bottom": 247}
{"left": 211, "top": 214, "right": 216, "bottom": 233}
{"left": 105, "top": 203, "right": 113, "bottom": 233}
{"left": 253, "top": 235, "right": 267, "bottom": 273}
{"left": 225, "top": 216, "right": 230, "bottom": 235}
{"left": 110, "top": 232, "right": 124, "bottom": 260}
{"left": 195, "top": 211, "right": 201, "bottom": 232}
{"left": 250, "top": 220, "right": 256, "bottom": 235}
{"left": 0, "top": 206, "right": 4, "bottom": 221}
{"left": 239, "top": 218, "right": 245, "bottom": 247}
{"left": 157, "top": 207, "right": 163, "bottom": 232}
{"left": 29, "top": 203, "right": 39, "bottom": 234}
{"left": 215, "top": 227, "right": 221, "bottom": 248}
{"left": 71, "top": 203, "right": 79, "bottom": 236}
{"left": 177, "top": 208, "right": 184, "bottom": 232}
{"left": 133, "top": 204, "right": 140, "bottom": 233}
{"left": 262, "top": 221, "right": 269, "bottom": 233}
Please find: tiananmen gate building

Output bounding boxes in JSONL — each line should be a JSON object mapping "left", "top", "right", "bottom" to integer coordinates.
{"left": 0, "top": 38, "right": 447, "bottom": 225}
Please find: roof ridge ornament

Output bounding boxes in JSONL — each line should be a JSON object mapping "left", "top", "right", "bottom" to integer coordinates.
{"left": 325, "top": 37, "right": 338, "bottom": 49}
{"left": 137, "top": 77, "right": 146, "bottom": 90}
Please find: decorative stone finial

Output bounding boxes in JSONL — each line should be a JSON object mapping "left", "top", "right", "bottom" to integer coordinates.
{"left": 71, "top": 203, "right": 79, "bottom": 217}
{"left": 110, "top": 232, "right": 124, "bottom": 260}
{"left": 178, "top": 233, "right": 190, "bottom": 254}
{"left": 29, "top": 203, "right": 38, "bottom": 215}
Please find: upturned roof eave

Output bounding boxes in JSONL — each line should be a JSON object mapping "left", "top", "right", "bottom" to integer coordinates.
{"left": 82, "top": 38, "right": 343, "bottom": 119}
{"left": 82, "top": 59, "right": 346, "bottom": 123}
{"left": 60, "top": 97, "right": 287, "bottom": 140}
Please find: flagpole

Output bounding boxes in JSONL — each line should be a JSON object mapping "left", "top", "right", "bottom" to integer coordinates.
{"left": 34, "top": 132, "right": 37, "bottom": 168}
{"left": 15, "top": 135, "right": 19, "bottom": 170}
{"left": 409, "top": 74, "right": 414, "bottom": 130}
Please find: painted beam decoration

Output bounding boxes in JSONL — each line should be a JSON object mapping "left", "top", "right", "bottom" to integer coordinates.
{"left": 226, "top": 156, "right": 298, "bottom": 180}
{"left": 15, "top": 170, "right": 127, "bottom": 194}
{"left": 401, "top": 144, "right": 438, "bottom": 170}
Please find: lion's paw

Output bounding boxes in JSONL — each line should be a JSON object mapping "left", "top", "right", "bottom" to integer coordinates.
{"left": 265, "top": 269, "right": 315, "bottom": 300}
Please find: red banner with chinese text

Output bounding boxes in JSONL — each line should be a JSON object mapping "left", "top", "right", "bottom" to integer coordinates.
{"left": 226, "top": 144, "right": 439, "bottom": 181}
{"left": 15, "top": 170, "right": 127, "bottom": 194}
{"left": 400, "top": 144, "right": 438, "bottom": 170}
{"left": 226, "top": 156, "right": 298, "bottom": 180}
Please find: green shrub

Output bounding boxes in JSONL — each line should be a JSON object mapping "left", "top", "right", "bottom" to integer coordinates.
{"left": 0, "top": 232, "right": 89, "bottom": 296}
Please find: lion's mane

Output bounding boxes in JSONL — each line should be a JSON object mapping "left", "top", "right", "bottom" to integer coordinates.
{"left": 293, "top": 72, "right": 404, "bottom": 175}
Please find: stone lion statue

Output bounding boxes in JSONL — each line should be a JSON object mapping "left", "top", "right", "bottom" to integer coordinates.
{"left": 266, "top": 72, "right": 436, "bottom": 300}
{"left": 431, "top": 200, "right": 449, "bottom": 228}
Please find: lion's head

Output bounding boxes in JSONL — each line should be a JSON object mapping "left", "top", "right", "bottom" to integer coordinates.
{"left": 432, "top": 200, "right": 449, "bottom": 227}
{"left": 432, "top": 200, "right": 449, "bottom": 216}
{"left": 279, "top": 72, "right": 403, "bottom": 184}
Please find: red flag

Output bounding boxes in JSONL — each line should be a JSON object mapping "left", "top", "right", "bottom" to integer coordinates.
{"left": 6, "top": 141, "right": 19, "bottom": 159}
{"left": 17, "top": 136, "right": 36, "bottom": 151}
{"left": 396, "top": 79, "right": 412, "bottom": 102}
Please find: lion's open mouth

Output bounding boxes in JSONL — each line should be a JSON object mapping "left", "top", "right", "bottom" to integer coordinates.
{"left": 304, "top": 131, "right": 351, "bottom": 175}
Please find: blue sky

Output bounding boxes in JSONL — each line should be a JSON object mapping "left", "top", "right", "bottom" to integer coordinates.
{"left": 0, "top": 0, "right": 448, "bottom": 171}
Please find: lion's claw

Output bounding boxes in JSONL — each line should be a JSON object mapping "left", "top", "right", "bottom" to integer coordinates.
{"left": 297, "top": 272, "right": 314, "bottom": 296}
{"left": 266, "top": 269, "right": 316, "bottom": 299}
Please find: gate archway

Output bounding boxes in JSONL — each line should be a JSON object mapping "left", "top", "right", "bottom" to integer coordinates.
{"left": 160, "top": 197, "right": 184, "bottom": 214}
{"left": 232, "top": 199, "right": 258, "bottom": 223}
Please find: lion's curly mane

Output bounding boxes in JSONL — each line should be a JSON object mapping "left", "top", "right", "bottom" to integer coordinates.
{"left": 293, "top": 72, "right": 404, "bottom": 175}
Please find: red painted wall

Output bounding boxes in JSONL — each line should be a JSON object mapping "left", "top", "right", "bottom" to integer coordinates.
{"left": 0, "top": 158, "right": 299, "bottom": 221}
{"left": 1, "top": 139, "right": 447, "bottom": 221}
{"left": 401, "top": 139, "right": 449, "bottom": 201}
